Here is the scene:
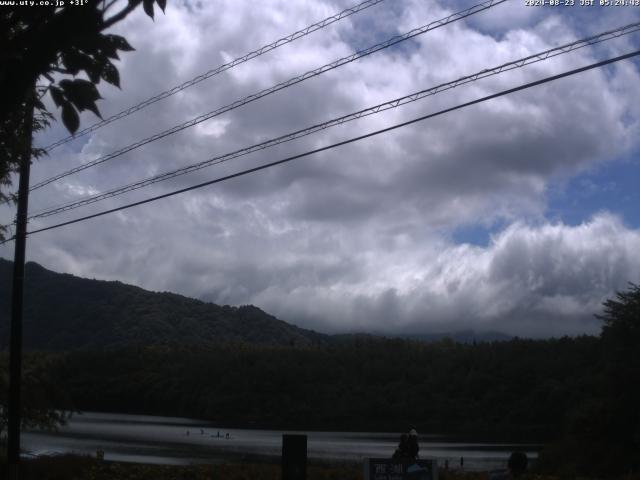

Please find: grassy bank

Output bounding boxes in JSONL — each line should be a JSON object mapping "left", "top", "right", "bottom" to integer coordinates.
{"left": 3, "top": 453, "right": 640, "bottom": 480}
{"left": 0, "top": 455, "right": 473, "bottom": 480}
{"left": 2, "top": 455, "right": 639, "bottom": 480}
{"left": 4, "top": 455, "right": 361, "bottom": 480}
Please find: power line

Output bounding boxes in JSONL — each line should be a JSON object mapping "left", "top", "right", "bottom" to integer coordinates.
{"left": 30, "top": 0, "right": 507, "bottom": 191}
{"left": 5, "top": 49, "right": 635, "bottom": 243}
{"left": 42, "top": 0, "right": 388, "bottom": 152}
{"left": 27, "top": 21, "right": 640, "bottom": 220}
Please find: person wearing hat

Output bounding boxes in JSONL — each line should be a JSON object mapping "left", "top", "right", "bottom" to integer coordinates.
{"left": 407, "top": 429, "right": 419, "bottom": 459}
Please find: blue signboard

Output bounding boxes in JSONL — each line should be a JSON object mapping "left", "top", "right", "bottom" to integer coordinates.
{"left": 364, "top": 458, "right": 438, "bottom": 480}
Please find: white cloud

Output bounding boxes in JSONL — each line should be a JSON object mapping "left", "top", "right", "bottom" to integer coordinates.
{"left": 251, "top": 213, "right": 640, "bottom": 336}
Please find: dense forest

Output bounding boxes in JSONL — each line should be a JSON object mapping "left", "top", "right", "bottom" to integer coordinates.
{"left": 46, "top": 336, "right": 598, "bottom": 439}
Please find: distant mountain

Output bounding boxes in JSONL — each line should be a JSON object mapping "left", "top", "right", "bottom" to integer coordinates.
{"left": 334, "top": 330, "right": 512, "bottom": 344}
{"left": 0, "top": 259, "right": 328, "bottom": 350}
{"left": 0, "top": 259, "right": 513, "bottom": 351}
{"left": 400, "top": 330, "right": 513, "bottom": 344}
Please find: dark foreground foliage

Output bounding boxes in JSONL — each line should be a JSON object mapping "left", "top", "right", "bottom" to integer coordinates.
{"left": 2, "top": 455, "right": 640, "bottom": 480}
{"left": 537, "top": 284, "right": 640, "bottom": 477}
{"left": 0, "top": 455, "right": 362, "bottom": 480}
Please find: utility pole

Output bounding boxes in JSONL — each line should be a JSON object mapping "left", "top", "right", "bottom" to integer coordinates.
{"left": 7, "top": 93, "right": 35, "bottom": 480}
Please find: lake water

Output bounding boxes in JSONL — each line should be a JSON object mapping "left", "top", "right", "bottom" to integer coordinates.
{"left": 22, "top": 412, "right": 541, "bottom": 471}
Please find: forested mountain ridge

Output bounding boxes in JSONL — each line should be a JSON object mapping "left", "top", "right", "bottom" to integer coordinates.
{"left": 0, "top": 259, "right": 328, "bottom": 350}
{"left": 0, "top": 259, "right": 509, "bottom": 350}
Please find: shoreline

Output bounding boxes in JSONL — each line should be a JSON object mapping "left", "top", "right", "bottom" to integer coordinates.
{"left": 60, "top": 409, "right": 554, "bottom": 443}
{"left": 20, "top": 411, "right": 541, "bottom": 472}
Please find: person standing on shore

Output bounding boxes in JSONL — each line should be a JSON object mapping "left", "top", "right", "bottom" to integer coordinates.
{"left": 392, "top": 434, "right": 410, "bottom": 460}
{"left": 407, "top": 429, "right": 419, "bottom": 460}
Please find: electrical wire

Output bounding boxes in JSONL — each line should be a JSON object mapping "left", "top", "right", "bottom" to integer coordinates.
{"left": 42, "top": 0, "right": 389, "bottom": 152}
{"left": 1, "top": 49, "right": 633, "bottom": 244}
{"left": 30, "top": 0, "right": 507, "bottom": 191}
{"left": 26, "top": 20, "right": 640, "bottom": 221}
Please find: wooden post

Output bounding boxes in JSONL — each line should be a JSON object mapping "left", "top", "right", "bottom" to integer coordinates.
{"left": 282, "top": 434, "right": 307, "bottom": 480}
{"left": 7, "top": 94, "right": 34, "bottom": 480}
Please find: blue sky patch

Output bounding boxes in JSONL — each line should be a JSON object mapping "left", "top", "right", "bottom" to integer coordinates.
{"left": 546, "top": 154, "right": 640, "bottom": 227}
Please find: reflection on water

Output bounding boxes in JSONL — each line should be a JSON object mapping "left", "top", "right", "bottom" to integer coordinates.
{"left": 23, "top": 412, "right": 541, "bottom": 470}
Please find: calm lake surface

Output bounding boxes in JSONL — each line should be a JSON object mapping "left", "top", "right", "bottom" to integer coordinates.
{"left": 23, "top": 412, "right": 541, "bottom": 471}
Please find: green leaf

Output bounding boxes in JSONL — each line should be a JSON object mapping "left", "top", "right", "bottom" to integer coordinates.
{"left": 103, "top": 34, "right": 135, "bottom": 53}
{"left": 77, "top": 36, "right": 102, "bottom": 57}
{"left": 59, "top": 79, "right": 102, "bottom": 118}
{"left": 60, "top": 79, "right": 102, "bottom": 102}
{"left": 61, "top": 51, "right": 82, "bottom": 76}
{"left": 62, "top": 50, "right": 97, "bottom": 79}
{"left": 31, "top": 147, "right": 48, "bottom": 160}
{"left": 85, "top": 63, "right": 102, "bottom": 84}
{"left": 143, "top": 0, "right": 154, "bottom": 19}
{"left": 34, "top": 98, "right": 47, "bottom": 112}
{"left": 49, "top": 86, "right": 65, "bottom": 107}
{"left": 61, "top": 102, "right": 79, "bottom": 134}
{"left": 156, "top": 0, "right": 166, "bottom": 12}
{"left": 97, "top": 36, "right": 120, "bottom": 60}
{"left": 101, "top": 61, "right": 120, "bottom": 88}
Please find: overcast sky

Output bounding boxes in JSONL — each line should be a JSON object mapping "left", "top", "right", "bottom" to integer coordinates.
{"left": 2, "top": 0, "right": 640, "bottom": 337}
